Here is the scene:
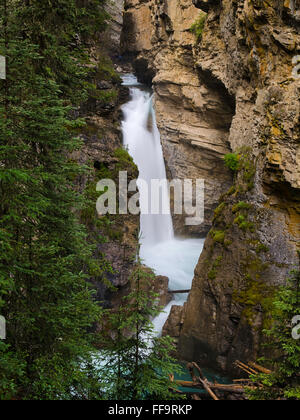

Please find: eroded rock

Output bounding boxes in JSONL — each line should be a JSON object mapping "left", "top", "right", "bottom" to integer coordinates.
{"left": 122, "top": 0, "right": 300, "bottom": 375}
{"left": 122, "top": 0, "right": 234, "bottom": 236}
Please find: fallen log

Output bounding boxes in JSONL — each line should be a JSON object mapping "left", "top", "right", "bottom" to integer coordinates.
{"left": 233, "top": 379, "right": 252, "bottom": 383}
{"left": 186, "top": 363, "right": 219, "bottom": 400}
{"left": 235, "top": 360, "right": 258, "bottom": 376}
{"left": 200, "top": 379, "right": 219, "bottom": 401}
{"left": 168, "top": 289, "right": 191, "bottom": 294}
{"left": 175, "top": 380, "right": 245, "bottom": 395}
{"left": 209, "top": 384, "right": 245, "bottom": 395}
{"left": 248, "top": 362, "right": 272, "bottom": 375}
{"left": 173, "top": 360, "right": 272, "bottom": 400}
{"left": 192, "top": 362, "right": 206, "bottom": 380}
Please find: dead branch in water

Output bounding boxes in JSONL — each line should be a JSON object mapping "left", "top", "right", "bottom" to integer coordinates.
{"left": 169, "top": 359, "right": 272, "bottom": 400}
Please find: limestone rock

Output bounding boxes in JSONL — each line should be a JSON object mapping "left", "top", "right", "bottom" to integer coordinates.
{"left": 122, "top": 0, "right": 300, "bottom": 375}
{"left": 178, "top": 0, "right": 300, "bottom": 375}
{"left": 122, "top": 0, "right": 234, "bottom": 236}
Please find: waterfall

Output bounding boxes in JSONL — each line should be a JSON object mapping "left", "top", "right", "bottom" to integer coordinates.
{"left": 121, "top": 74, "right": 204, "bottom": 335}
{"left": 122, "top": 79, "right": 174, "bottom": 246}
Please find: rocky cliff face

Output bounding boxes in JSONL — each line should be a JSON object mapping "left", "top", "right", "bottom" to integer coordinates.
{"left": 72, "top": 45, "right": 140, "bottom": 308}
{"left": 105, "top": 0, "right": 125, "bottom": 55}
{"left": 122, "top": 0, "right": 300, "bottom": 375}
{"left": 122, "top": 0, "right": 234, "bottom": 236}
{"left": 73, "top": 5, "right": 170, "bottom": 311}
{"left": 178, "top": 0, "right": 300, "bottom": 375}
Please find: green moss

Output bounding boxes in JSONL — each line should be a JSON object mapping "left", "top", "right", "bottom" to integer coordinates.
{"left": 214, "top": 202, "right": 226, "bottom": 221}
{"left": 224, "top": 148, "right": 256, "bottom": 193}
{"left": 239, "top": 221, "right": 255, "bottom": 232}
{"left": 234, "top": 214, "right": 246, "bottom": 225}
{"left": 211, "top": 230, "right": 226, "bottom": 244}
{"left": 208, "top": 256, "right": 223, "bottom": 281}
{"left": 227, "top": 186, "right": 236, "bottom": 195}
{"left": 233, "top": 211, "right": 255, "bottom": 232}
{"left": 256, "top": 243, "right": 269, "bottom": 254}
{"left": 246, "top": 257, "right": 269, "bottom": 280}
{"left": 232, "top": 201, "right": 252, "bottom": 213}
{"left": 208, "top": 270, "right": 217, "bottom": 280}
{"left": 224, "top": 239, "right": 233, "bottom": 247}
{"left": 97, "top": 56, "right": 121, "bottom": 83}
{"left": 190, "top": 12, "right": 207, "bottom": 41}
{"left": 238, "top": 147, "right": 256, "bottom": 190}
{"left": 233, "top": 274, "right": 275, "bottom": 327}
{"left": 232, "top": 250, "right": 273, "bottom": 326}
{"left": 114, "top": 147, "right": 134, "bottom": 165}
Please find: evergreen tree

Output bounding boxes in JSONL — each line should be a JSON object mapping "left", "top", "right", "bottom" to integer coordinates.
{"left": 248, "top": 255, "right": 300, "bottom": 400}
{"left": 0, "top": 0, "right": 182, "bottom": 401}
{"left": 14, "top": 0, "right": 109, "bottom": 104}
{"left": 100, "top": 252, "right": 182, "bottom": 400}
{"left": 0, "top": 0, "right": 110, "bottom": 400}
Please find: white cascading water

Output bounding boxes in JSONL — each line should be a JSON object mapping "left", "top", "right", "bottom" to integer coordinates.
{"left": 121, "top": 74, "right": 204, "bottom": 335}
{"left": 122, "top": 78, "right": 173, "bottom": 246}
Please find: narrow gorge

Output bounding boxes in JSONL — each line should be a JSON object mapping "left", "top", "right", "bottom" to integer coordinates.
{"left": 1, "top": 0, "right": 299, "bottom": 401}
{"left": 118, "top": 0, "right": 300, "bottom": 375}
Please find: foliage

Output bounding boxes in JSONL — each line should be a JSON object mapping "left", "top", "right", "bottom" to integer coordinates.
{"left": 211, "top": 230, "right": 225, "bottom": 244}
{"left": 232, "top": 202, "right": 252, "bottom": 213}
{"left": 0, "top": 0, "right": 181, "bottom": 401}
{"left": 213, "top": 202, "right": 226, "bottom": 221}
{"left": 208, "top": 256, "right": 223, "bottom": 281}
{"left": 0, "top": 0, "right": 113, "bottom": 400}
{"left": 247, "top": 260, "right": 300, "bottom": 400}
{"left": 99, "top": 254, "right": 183, "bottom": 400}
{"left": 224, "top": 153, "right": 240, "bottom": 172}
{"left": 190, "top": 12, "right": 207, "bottom": 41}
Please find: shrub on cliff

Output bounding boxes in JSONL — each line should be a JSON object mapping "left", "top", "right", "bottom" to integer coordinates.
{"left": 224, "top": 153, "right": 240, "bottom": 172}
{"left": 190, "top": 12, "right": 207, "bottom": 41}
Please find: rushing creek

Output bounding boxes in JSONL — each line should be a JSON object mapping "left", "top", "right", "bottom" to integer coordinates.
{"left": 121, "top": 74, "right": 205, "bottom": 336}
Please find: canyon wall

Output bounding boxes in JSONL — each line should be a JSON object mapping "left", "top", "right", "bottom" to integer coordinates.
{"left": 122, "top": 0, "right": 300, "bottom": 374}
{"left": 73, "top": 5, "right": 169, "bottom": 310}
{"left": 122, "top": 0, "right": 234, "bottom": 236}
{"left": 72, "top": 25, "right": 139, "bottom": 308}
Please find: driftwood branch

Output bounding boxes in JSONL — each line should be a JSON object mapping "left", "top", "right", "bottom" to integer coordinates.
{"left": 186, "top": 362, "right": 219, "bottom": 400}
{"left": 235, "top": 360, "right": 258, "bottom": 376}
{"left": 168, "top": 289, "right": 191, "bottom": 294}
{"left": 248, "top": 362, "right": 272, "bottom": 375}
{"left": 170, "top": 360, "right": 272, "bottom": 400}
{"left": 175, "top": 380, "right": 245, "bottom": 395}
